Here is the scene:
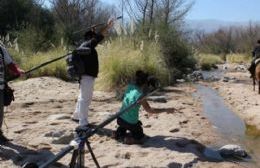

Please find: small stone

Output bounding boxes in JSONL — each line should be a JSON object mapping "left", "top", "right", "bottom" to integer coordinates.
{"left": 124, "top": 152, "right": 131, "bottom": 159}
{"left": 170, "top": 128, "right": 180, "bottom": 133}
{"left": 144, "top": 124, "right": 152, "bottom": 128}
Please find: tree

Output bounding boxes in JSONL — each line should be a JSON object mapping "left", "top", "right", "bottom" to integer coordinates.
{"left": 0, "top": 0, "right": 34, "bottom": 34}
{"left": 50, "top": 0, "right": 116, "bottom": 44}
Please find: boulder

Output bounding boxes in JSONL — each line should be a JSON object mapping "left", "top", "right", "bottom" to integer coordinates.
{"left": 218, "top": 144, "right": 247, "bottom": 158}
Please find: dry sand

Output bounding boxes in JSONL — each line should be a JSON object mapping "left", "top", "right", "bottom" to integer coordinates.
{"left": 0, "top": 74, "right": 254, "bottom": 168}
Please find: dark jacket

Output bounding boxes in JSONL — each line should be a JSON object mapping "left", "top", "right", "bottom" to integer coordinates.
{"left": 79, "top": 33, "right": 104, "bottom": 77}
{"left": 252, "top": 44, "right": 260, "bottom": 59}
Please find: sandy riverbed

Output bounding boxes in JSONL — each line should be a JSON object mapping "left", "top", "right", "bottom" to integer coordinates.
{"left": 0, "top": 74, "right": 254, "bottom": 168}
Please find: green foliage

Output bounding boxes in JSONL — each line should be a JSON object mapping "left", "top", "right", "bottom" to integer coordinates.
{"left": 17, "top": 26, "right": 47, "bottom": 53}
{"left": 0, "top": 0, "right": 34, "bottom": 32}
{"left": 0, "top": 0, "right": 59, "bottom": 53}
{"left": 158, "top": 26, "right": 196, "bottom": 81}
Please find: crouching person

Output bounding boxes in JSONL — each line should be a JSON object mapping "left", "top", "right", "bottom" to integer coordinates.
{"left": 113, "top": 70, "right": 157, "bottom": 145}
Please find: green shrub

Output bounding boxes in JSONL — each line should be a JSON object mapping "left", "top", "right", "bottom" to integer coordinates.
{"left": 197, "top": 54, "right": 224, "bottom": 70}
{"left": 158, "top": 27, "right": 196, "bottom": 81}
{"left": 17, "top": 26, "right": 55, "bottom": 53}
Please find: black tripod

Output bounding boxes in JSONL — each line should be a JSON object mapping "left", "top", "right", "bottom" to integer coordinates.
{"left": 22, "top": 126, "right": 101, "bottom": 168}
{"left": 69, "top": 126, "right": 100, "bottom": 168}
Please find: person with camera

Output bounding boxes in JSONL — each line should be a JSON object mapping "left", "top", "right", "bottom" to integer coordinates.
{"left": 0, "top": 44, "right": 24, "bottom": 143}
{"left": 71, "top": 19, "right": 114, "bottom": 129}
{"left": 112, "top": 70, "right": 159, "bottom": 145}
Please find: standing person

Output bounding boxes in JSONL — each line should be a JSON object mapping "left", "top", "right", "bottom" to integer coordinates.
{"left": 113, "top": 70, "right": 157, "bottom": 145}
{"left": 71, "top": 19, "right": 114, "bottom": 128}
{"left": 248, "top": 39, "right": 260, "bottom": 78}
{"left": 0, "top": 44, "right": 24, "bottom": 143}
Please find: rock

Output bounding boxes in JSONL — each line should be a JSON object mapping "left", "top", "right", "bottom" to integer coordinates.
{"left": 47, "top": 114, "right": 70, "bottom": 121}
{"left": 22, "top": 102, "right": 35, "bottom": 108}
{"left": 144, "top": 124, "right": 152, "bottom": 128}
{"left": 218, "top": 144, "right": 248, "bottom": 158}
{"left": 51, "top": 132, "right": 74, "bottom": 144}
{"left": 169, "top": 128, "right": 180, "bottom": 133}
{"left": 222, "top": 76, "right": 230, "bottom": 82}
{"left": 176, "top": 79, "right": 185, "bottom": 83}
{"left": 207, "top": 75, "right": 220, "bottom": 81}
{"left": 124, "top": 152, "right": 131, "bottom": 159}
{"left": 44, "top": 130, "right": 66, "bottom": 138}
{"left": 179, "top": 120, "right": 189, "bottom": 125}
{"left": 187, "top": 71, "right": 204, "bottom": 82}
{"left": 147, "top": 96, "right": 167, "bottom": 103}
{"left": 234, "top": 64, "right": 247, "bottom": 71}
{"left": 223, "top": 64, "right": 228, "bottom": 70}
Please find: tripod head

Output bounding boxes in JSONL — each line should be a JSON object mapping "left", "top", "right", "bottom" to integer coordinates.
{"left": 75, "top": 125, "right": 93, "bottom": 139}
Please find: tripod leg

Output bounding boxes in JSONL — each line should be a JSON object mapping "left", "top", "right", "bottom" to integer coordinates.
{"left": 78, "top": 148, "right": 85, "bottom": 168}
{"left": 69, "top": 150, "right": 78, "bottom": 168}
{"left": 85, "top": 140, "right": 101, "bottom": 168}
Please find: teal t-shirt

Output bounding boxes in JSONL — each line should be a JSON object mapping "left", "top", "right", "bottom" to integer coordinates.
{"left": 119, "top": 84, "right": 143, "bottom": 124}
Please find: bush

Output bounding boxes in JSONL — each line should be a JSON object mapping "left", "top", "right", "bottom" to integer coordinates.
{"left": 196, "top": 54, "right": 224, "bottom": 70}
{"left": 16, "top": 25, "right": 61, "bottom": 53}
{"left": 158, "top": 27, "right": 196, "bottom": 81}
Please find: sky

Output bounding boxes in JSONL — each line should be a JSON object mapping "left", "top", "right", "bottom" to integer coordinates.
{"left": 187, "top": 0, "right": 260, "bottom": 22}
{"left": 44, "top": 0, "right": 260, "bottom": 22}
{"left": 101, "top": 0, "right": 260, "bottom": 22}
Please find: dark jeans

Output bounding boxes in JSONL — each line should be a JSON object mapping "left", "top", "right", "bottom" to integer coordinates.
{"left": 116, "top": 117, "right": 144, "bottom": 140}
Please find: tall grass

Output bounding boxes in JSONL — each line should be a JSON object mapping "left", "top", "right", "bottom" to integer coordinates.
{"left": 9, "top": 47, "right": 69, "bottom": 80}
{"left": 226, "top": 53, "right": 251, "bottom": 63}
{"left": 96, "top": 37, "right": 169, "bottom": 90}
{"left": 9, "top": 38, "right": 169, "bottom": 90}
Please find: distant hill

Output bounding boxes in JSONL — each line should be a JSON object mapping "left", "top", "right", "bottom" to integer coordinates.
{"left": 185, "top": 19, "right": 260, "bottom": 33}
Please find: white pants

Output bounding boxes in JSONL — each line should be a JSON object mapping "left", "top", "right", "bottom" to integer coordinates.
{"left": 72, "top": 75, "right": 95, "bottom": 126}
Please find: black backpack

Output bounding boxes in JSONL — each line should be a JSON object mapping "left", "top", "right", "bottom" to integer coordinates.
{"left": 66, "top": 47, "right": 91, "bottom": 81}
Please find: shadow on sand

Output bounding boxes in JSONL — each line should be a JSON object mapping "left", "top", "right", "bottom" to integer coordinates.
{"left": 0, "top": 142, "right": 67, "bottom": 168}
{"left": 142, "top": 135, "right": 250, "bottom": 168}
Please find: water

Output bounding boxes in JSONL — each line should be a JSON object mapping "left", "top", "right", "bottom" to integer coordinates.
{"left": 194, "top": 84, "right": 260, "bottom": 167}
{"left": 195, "top": 85, "right": 245, "bottom": 137}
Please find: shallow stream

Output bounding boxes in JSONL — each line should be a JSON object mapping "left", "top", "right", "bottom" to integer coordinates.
{"left": 194, "top": 84, "right": 260, "bottom": 167}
